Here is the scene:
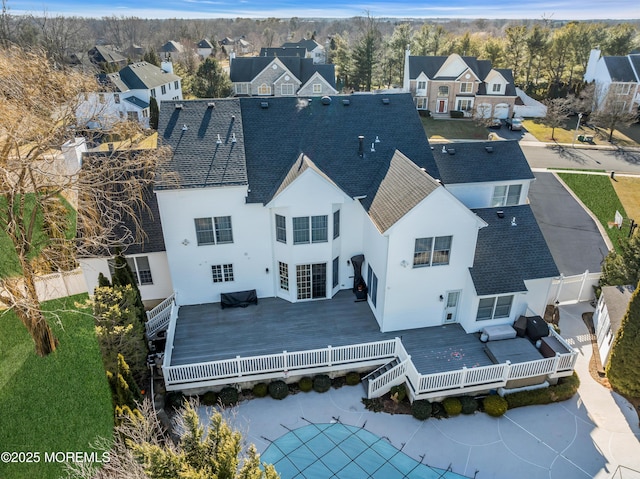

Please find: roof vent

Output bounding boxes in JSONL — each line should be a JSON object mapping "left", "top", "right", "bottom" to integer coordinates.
{"left": 370, "top": 142, "right": 375, "bottom": 153}
{"left": 485, "top": 146, "right": 493, "bottom": 153}
{"left": 342, "top": 99, "right": 350, "bottom": 106}
{"left": 497, "top": 210, "right": 504, "bottom": 218}
{"left": 375, "top": 135, "right": 380, "bottom": 143}
{"left": 447, "top": 148, "right": 455, "bottom": 155}
{"left": 207, "top": 102, "right": 215, "bottom": 108}
{"left": 441, "top": 145, "right": 446, "bottom": 153}
{"left": 181, "top": 124, "right": 188, "bottom": 131}
{"left": 231, "top": 133, "right": 237, "bottom": 143}
{"left": 511, "top": 216, "right": 517, "bottom": 226}
{"left": 382, "top": 98, "right": 390, "bottom": 105}
{"left": 358, "top": 135, "right": 364, "bottom": 158}
{"left": 216, "top": 134, "right": 222, "bottom": 144}
{"left": 260, "top": 101, "right": 269, "bottom": 109}
{"left": 175, "top": 103, "right": 183, "bottom": 109}
{"left": 321, "top": 96, "right": 332, "bottom": 105}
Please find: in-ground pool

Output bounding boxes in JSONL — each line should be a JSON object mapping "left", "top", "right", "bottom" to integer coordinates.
{"left": 261, "top": 422, "right": 471, "bottom": 479}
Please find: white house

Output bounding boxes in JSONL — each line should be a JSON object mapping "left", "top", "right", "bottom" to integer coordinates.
{"left": 584, "top": 48, "right": 640, "bottom": 114}
{"left": 76, "top": 61, "right": 182, "bottom": 129}
{"left": 197, "top": 39, "right": 214, "bottom": 58}
{"left": 592, "top": 284, "right": 636, "bottom": 366}
{"left": 281, "top": 39, "right": 326, "bottom": 64}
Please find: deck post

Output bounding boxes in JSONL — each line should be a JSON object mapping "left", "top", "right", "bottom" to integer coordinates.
{"left": 327, "top": 346, "right": 332, "bottom": 366}
{"left": 553, "top": 353, "right": 561, "bottom": 374}
{"left": 236, "top": 355, "right": 242, "bottom": 377}
{"left": 503, "top": 361, "right": 511, "bottom": 381}
{"left": 460, "top": 366, "right": 468, "bottom": 388}
{"left": 283, "top": 350, "right": 288, "bottom": 371}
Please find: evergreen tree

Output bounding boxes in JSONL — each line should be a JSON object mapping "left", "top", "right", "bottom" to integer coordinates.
{"left": 192, "top": 57, "right": 233, "bottom": 98}
{"left": 149, "top": 96, "right": 159, "bottom": 130}
{"left": 606, "top": 283, "right": 640, "bottom": 397}
{"left": 97, "top": 272, "right": 111, "bottom": 288}
{"left": 111, "top": 250, "right": 145, "bottom": 320}
{"left": 601, "top": 233, "right": 640, "bottom": 287}
{"left": 352, "top": 15, "right": 380, "bottom": 91}
{"left": 143, "top": 48, "right": 160, "bottom": 66}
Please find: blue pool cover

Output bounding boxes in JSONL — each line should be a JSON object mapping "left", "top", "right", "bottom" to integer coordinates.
{"left": 262, "top": 423, "right": 471, "bottom": 479}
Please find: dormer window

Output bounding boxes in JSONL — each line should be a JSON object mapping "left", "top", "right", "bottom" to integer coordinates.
{"left": 492, "top": 84, "right": 501, "bottom": 93}
{"left": 438, "top": 86, "right": 449, "bottom": 97}
{"left": 417, "top": 81, "right": 426, "bottom": 90}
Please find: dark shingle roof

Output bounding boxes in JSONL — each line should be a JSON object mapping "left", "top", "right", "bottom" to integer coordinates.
{"left": 282, "top": 39, "right": 321, "bottom": 51}
{"left": 604, "top": 56, "right": 638, "bottom": 82}
{"left": 601, "top": 284, "right": 636, "bottom": 336}
{"left": 89, "top": 45, "right": 127, "bottom": 66}
{"left": 364, "top": 151, "right": 441, "bottom": 233}
{"left": 409, "top": 56, "right": 447, "bottom": 79}
{"left": 470, "top": 205, "right": 559, "bottom": 296}
{"left": 630, "top": 55, "right": 640, "bottom": 80}
{"left": 230, "top": 57, "right": 335, "bottom": 88}
{"left": 156, "top": 99, "right": 247, "bottom": 190}
{"left": 239, "top": 93, "right": 439, "bottom": 205}
{"left": 197, "top": 39, "right": 213, "bottom": 49}
{"left": 107, "top": 62, "right": 181, "bottom": 91}
{"left": 124, "top": 96, "right": 149, "bottom": 109}
{"left": 159, "top": 40, "right": 184, "bottom": 53}
{"left": 259, "top": 47, "right": 306, "bottom": 58}
{"left": 433, "top": 140, "right": 534, "bottom": 185}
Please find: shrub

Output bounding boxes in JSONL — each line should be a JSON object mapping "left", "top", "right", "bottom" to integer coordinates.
{"left": 443, "top": 397, "right": 462, "bottom": 416}
{"left": 345, "top": 372, "right": 361, "bottom": 386}
{"left": 505, "top": 373, "right": 580, "bottom": 409}
{"left": 390, "top": 384, "right": 407, "bottom": 403}
{"left": 252, "top": 383, "right": 268, "bottom": 398}
{"left": 268, "top": 380, "right": 289, "bottom": 400}
{"left": 430, "top": 401, "right": 446, "bottom": 418}
{"left": 483, "top": 395, "right": 508, "bottom": 417}
{"left": 450, "top": 110, "right": 464, "bottom": 118}
{"left": 459, "top": 396, "right": 478, "bottom": 414}
{"left": 313, "top": 374, "right": 332, "bottom": 393}
{"left": 165, "top": 391, "right": 184, "bottom": 410}
{"left": 219, "top": 386, "right": 239, "bottom": 406}
{"left": 202, "top": 391, "right": 218, "bottom": 406}
{"left": 332, "top": 376, "right": 345, "bottom": 388}
{"left": 411, "top": 400, "right": 432, "bottom": 420}
{"left": 299, "top": 377, "right": 313, "bottom": 392}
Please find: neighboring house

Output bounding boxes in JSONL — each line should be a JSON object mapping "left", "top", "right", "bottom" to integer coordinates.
{"left": 76, "top": 61, "right": 182, "bottom": 129}
{"left": 159, "top": 40, "right": 185, "bottom": 60}
{"left": 230, "top": 56, "right": 337, "bottom": 97}
{"left": 282, "top": 39, "right": 326, "bottom": 64}
{"left": 592, "top": 284, "right": 635, "bottom": 366}
{"left": 88, "top": 45, "right": 128, "bottom": 70}
{"left": 584, "top": 48, "right": 640, "bottom": 114}
{"left": 259, "top": 47, "right": 307, "bottom": 59}
{"left": 219, "top": 37, "right": 252, "bottom": 56}
{"left": 197, "top": 39, "right": 214, "bottom": 58}
{"left": 403, "top": 50, "right": 517, "bottom": 118}
{"left": 125, "top": 44, "right": 145, "bottom": 61}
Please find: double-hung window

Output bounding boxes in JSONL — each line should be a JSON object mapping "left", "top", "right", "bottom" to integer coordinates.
{"left": 109, "top": 256, "right": 153, "bottom": 285}
{"left": 417, "top": 80, "right": 426, "bottom": 90}
{"left": 476, "top": 295, "right": 513, "bottom": 321}
{"left": 413, "top": 236, "right": 452, "bottom": 267}
{"left": 293, "top": 215, "right": 328, "bottom": 244}
{"left": 491, "top": 184, "right": 522, "bottom": 207}
{"left": 161, "top": 85, "right": 167, "bottom": 95}
{"left": 275, "top": 214, "right": 286, "bottom": 243}
{"left": 194, "top": 216, "right": 233, "bottom": 245}
{"left": 281, "top": 83, "right": 294, "bottom": 95}
{"left": 460, "top": 82, "right": 473, "bottom": 93}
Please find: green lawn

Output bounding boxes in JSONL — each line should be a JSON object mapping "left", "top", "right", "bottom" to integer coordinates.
{"left": 557, "top": 173, "right": 629, "bottom": 253}
{"left": 0, "top": 294, "right": 113, "bottom": 479}
{"left": 421, "top": 117, "right": 490, "bottom": 140}
{"left": 0, "top": 194, "right": 77, "bottom": 279}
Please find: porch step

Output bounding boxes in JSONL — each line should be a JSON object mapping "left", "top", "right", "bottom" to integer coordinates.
{"left": 362, "top": 358, "right": 400, "bottom": 384}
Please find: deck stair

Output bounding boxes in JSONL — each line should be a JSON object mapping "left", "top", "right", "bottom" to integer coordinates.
{"left": 362, "top": 357, "right": 402, "bottom": 394}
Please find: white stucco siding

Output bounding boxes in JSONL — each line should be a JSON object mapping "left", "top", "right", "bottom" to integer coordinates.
{"left": 444, "top": 180, "right": 532, "bottom": 209}
{"left": 361, "top": 211, "right": 389, "bottom": 330}
{"left": 268, "top": 169, "right": 361, "bottom": 301}
{"left": 78, "top": 251, "right": 173, "bottom": 302}
{"left": 157, "top": 186, "right": 273, "bottom": 306}
{"left": 381, "top": 188, "right": 482, "bottom": 332}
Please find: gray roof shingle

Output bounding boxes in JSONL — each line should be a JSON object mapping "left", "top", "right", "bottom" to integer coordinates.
{"left": 230, "top": 56, "right": 335, "bottom": 88}
{"left": 282, "top": 39, "right": 321, "bottom": 51}
{"left": 239, "top": 93, "right": 439, "bottom": 205}
{"left": 156, "top": 99, "right": 247, "bottom": 190}
{"left": 259, "top": 47, "right": 307, "bottom": 58}
{"left": 470, "top": 205, "right": 559, "bottom": 296}
{"left": 108, "top": 62, "right": 181, "bottom": 91}
{"left": 124, "top": 96, "right": 149, "bottom": 109}
{"left": 604, "top": 56, "right": 638, "bottom": 82}
{"left": 433, "top": 140, "right": 534, "bottom": 185}
{"left": 601, "top": 284, "right": 636, "bottom": 336}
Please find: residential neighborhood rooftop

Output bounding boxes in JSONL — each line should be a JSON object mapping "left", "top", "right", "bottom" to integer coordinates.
{"left": 230, "top": 56, "right": 335, "bottom": 88}
{"left": 107, "top": 61, "right": 181, "bottom": 92}
{"left": 603, "top": 55, "right": 638, "bottom": 82}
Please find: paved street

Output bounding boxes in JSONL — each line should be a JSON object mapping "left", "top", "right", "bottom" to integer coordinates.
{"left": 522, "top": 143, "right": 640, "bottom": 174}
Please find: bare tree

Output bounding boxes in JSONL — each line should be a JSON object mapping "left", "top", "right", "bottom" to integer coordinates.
{"left": 591, "top": 85, "right": 638, "bottom": 142}
{"left": 541, "top": 97, "right": 571, "bottom": 140}
{"left": 0, "top": 46, "right": 170, "bottom": 356}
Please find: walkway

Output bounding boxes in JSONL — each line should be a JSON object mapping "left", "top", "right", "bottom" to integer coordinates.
{"left": 222, "top": 303, "right": 640, "bottom": 479}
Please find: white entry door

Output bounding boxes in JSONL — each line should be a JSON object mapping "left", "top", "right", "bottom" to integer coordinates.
{"left": 443, "top": 291, "right": 461, "bottom": 323}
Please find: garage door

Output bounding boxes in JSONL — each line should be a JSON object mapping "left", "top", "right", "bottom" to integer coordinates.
{"left": 476, "top": 103, "right": 492, "bottom": 118}
{"left": 494, "top": 103, "right": 509, "bottom": 119}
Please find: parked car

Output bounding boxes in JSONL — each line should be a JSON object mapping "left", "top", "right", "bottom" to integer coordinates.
{"left": 488, "top": 118, "right": 502, "bottom": 129}
{"left": 506, "top": 117, "right": 523, "bottom": 131}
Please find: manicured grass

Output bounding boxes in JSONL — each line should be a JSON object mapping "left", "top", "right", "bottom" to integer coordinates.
{"left": 0, "top": 294, "right": 113, "bottom": 479}
{"left": 611, "top": 176, "right": 640, "bottom": 223}
{"left": 421, "top": 117, "right": 489, "bottom": 140}
{"left": 524, "top": 118, "right": 640, "bottom": 147}
{"left": 557, "top": 173, "right": 629, "bottom": 252}
{"left": 0, "top": 194, "right": 76, "bottom": 279}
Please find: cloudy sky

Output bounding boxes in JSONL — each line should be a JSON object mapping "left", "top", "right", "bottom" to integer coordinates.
{"left": 7, "top": 0, "right": 640, "bottom": 19}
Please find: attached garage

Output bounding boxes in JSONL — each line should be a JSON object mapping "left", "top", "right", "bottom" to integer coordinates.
{"left": 476, "top": 103, "right": 492, "bottom": 118}
{"left": 494, "top": 103, "right": 510, "bottom": 119}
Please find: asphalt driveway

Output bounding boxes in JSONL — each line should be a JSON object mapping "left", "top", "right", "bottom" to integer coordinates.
{"left": 528, "top": 172, "right": 609, "bottom": 276}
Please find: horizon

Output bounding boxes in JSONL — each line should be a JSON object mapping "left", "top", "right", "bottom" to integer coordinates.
{"left": 7, "top": 0, "right": 640, "bottom": 20}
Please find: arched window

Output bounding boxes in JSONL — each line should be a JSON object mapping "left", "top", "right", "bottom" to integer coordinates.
{"left": 257, "top": 83, "right": 271, "bottom": 95}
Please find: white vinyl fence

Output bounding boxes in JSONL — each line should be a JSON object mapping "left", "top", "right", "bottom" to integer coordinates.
{"left": 1, "top": 269, "right": 87, "bottom": 305}
{"left": 547, "top": 270, "right": 601, "bottom": 305}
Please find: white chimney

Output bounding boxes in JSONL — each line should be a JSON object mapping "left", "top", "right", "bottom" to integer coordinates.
{"left": 584, "top": 48, "right": 601, "bottom": 83}
{"left": 161, "top": 61, "right": 174, "bottom": 74}
{"left": 61, "top": 137, "right": 87, "bottom": 174}
{"left": 403, "top": 46, "right": 411, "bottom": 92}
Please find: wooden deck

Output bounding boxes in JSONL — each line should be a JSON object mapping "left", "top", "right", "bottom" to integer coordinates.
{"left": 170, "top": 290, "right": 495, "bottom": 375}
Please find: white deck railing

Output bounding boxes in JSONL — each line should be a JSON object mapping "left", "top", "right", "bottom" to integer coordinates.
{"left": 162, "top": 305, "right": 578, "bottom": 399}
{"left": 145, "top": 293, "right": 176, "bottom": 338}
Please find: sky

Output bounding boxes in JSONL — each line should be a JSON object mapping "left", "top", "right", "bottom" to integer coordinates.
{"left": 7, "top": 0, "right": 640, "bottom": 20}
